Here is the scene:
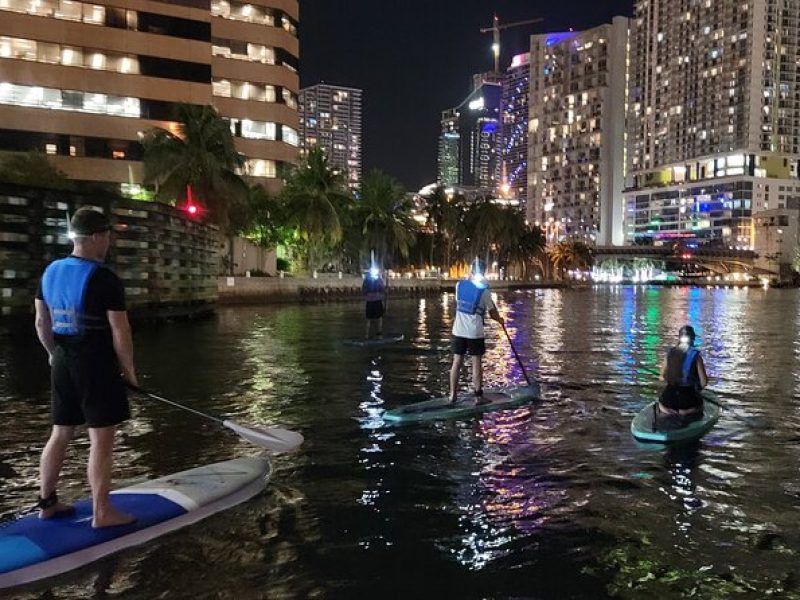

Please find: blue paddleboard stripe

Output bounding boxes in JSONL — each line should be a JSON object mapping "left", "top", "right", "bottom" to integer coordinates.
{"left": 0, "top": 493, "right": 187, "bottom": 574}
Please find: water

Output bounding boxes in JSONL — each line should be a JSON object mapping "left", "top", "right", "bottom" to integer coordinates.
{"left": 1, "top": 287, "right": 799, "bottom": 599}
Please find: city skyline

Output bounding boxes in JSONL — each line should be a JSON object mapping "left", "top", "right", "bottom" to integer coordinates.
{"left": 299, "top": 0, "right": 633, "bottom": 191}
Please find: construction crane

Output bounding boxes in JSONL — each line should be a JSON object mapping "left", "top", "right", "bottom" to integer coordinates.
{"left": 480, "top": 14, "right": 543, "bottom": 74}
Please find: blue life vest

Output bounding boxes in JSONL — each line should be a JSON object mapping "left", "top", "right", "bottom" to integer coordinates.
{"left": 41, "top": 256, "right": 107, "bottom": 336}
{"left": 680, "top": 347, "right": 700, "bottom": 389}
{"left": 456, "top": 279, "right": 487, "bottom": 316}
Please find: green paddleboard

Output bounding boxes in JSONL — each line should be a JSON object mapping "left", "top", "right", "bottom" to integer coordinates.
{"left": 383, "top": 383, "right": 540, "bottom": 423}
{"left": 630, "top": 390, "right": 721, "bottom": 443}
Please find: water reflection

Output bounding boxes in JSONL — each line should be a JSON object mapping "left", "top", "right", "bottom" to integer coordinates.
{"left": 2, "top": 288, "right": 800, "bottom": 598}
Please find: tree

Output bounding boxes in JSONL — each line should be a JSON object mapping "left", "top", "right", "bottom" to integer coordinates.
{"left": 142, "top": 104, "right": 247, "bottom": 232}
{"left": 357, "top": 170, "right": 418, "bottom": 266}
{"left": 0, "top": 152, "right": 73, "bottom": 190}
{"left": 423, "top": 186, "right": 449, "bottom": 268}
{"left": 547, "top": 240, "right": 593, "bottom": 278}
{"left": 281, "top": 146, "right": 353, "bottom": 270}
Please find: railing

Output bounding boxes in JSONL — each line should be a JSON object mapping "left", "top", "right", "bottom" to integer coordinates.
{"left": 0, "top": 183, "right": 219, "bottom": 319}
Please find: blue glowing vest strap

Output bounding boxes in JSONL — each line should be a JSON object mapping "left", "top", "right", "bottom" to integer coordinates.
{"left": 456, "top": 280, "right": 486, "bottom": 316}
{"left": 680, "top": 348, "right": 700, "bottom": 388}
{"left": 41, "top": 257, "right": 105, "bottom": 336}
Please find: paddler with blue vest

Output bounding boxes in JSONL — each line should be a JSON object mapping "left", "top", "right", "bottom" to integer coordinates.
{"left": 449, "top": 258, "right": 504, "bottom": 404}
{"left": 658, "top": 325, "right": 708, "bottom": 427}
{"left": 362, "top": 265, "right": 387, "bottom": 339}
{"left": 33, "top": 207, "right": 138, "bottom": 528}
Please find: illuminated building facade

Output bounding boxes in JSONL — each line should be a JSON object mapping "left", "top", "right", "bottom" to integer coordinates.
{"left": 625, "top": 0, "right": 800, "bottom": 248}
{"left": 0, "top": 0, "right": 300, "bottom": 193}
{"left": 528, "top": 18, "right": 628, "bottom": 245}
{"left": 299, "top": 83, "right": 363, "bottom": 189}
{"left": 457, "top": 79, "right": 502, "bottom": 190}
{"left": 500, "top": 52, "right": 529, "bottom": 209}
{"left": 437, "top": 107, "right": 460, "bottom": 187}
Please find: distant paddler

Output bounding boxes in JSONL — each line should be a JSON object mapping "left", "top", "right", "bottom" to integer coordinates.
{"left": 362, "top": 265, "right": 387, "bottom": 339}
{"left": 657, "top": 325, "right": 709, "bottom": 428}
{"left": 449, "top": 258, "right": 504, "bottom": 404}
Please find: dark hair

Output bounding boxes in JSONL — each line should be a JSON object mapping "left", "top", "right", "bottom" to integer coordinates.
{"left": 71, "top": 207, "right": 111, "bottom": 236}
{"left": 679, "top": 325, "right": 696, "bottom": 341}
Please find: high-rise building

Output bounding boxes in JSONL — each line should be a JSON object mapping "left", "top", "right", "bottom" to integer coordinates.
{"left": 625, "top": 0, "right": 800, "bottom": 249}
{"left": 528, "top": 18, "right": 628, "bottom": 245}
{"left": 438, "top": 107, "right": 460, "bottom": 187}
{"left": 500, "top": 52, "right": 530, "bottom": 208}
{"left": 299, "top": 83, "right": 363, "bottom": 189}
{"left": 0, "top": 0, "right": 300, "bottom": 194}
{"left": 457, "top": 77, "right": 502, "bottom": 190}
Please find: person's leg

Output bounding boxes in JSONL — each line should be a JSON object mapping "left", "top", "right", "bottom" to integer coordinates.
{"left": 376, "top": 316, "right": 383, "bottom": 337}
{"left": 365, "top": 318, "right": 371, "bottom": 339}
{"left": 450, "top": 354, "right": 464, "bottom": 403}
{"left": 39, "top": 425, "right": 76, "bottom": 518}
{"left": 87, "top": 426, "right": 134, "bottom": 528}
{"left": 472, "top": 356, "right": 489, "bottom": 404}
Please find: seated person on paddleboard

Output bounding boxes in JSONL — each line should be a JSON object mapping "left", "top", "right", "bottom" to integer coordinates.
{"left": 450, "top": 259, "right": 504, "bottom": 404}
{"left": 658, "top": 325, "right": 708, "bottom": 425}
{"left": 362, "top": 266, "right": 386, "bottom": 339}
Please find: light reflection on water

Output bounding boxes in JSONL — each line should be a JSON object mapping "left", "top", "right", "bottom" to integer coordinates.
{"left": 1, "top": 287, "right": 799, "bottom": 598}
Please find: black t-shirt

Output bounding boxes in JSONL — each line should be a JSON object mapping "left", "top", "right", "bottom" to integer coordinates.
{"left": 36, "top": 258, "right": 126, "bottom": 353}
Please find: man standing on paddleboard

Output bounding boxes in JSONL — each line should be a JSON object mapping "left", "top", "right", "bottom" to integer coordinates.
{"left": 34, "top": 207, "right": 138, "bottom": 528}
{"left": 449, "top": 258, "right": 504, "bottom": 404}
{"left": 362, "top": 266, "right": 387, "bottom": 339}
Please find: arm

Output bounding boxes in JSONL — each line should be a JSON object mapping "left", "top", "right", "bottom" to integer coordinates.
{"left": 488, "top": 307, "right": 504, "bottom": 325}
{"left": 660, "top": 354, "right": 668, "bottom": 381}
{"left": 108, "top": 310, "right": 138, "bottom": 387}
{"left": 34, "top": 299, "right": 56, "bottom": 364}
{"left": 696, "top": 354, "right": 708, "bottom": 389}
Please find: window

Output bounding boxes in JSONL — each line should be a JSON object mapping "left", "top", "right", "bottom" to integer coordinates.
{"left": 0, "top": 82, "right": 140, "bottom": 118}
{"left": 238, "top": 119, "right": 276, "bottom": 140}
{"left": 282, "top": 125, "right": 298, "bottom": 146}
{"left": 244, "top": 158, "right": 276, "bottom": 178}
{"left": 45, "top": 143, "right": 57, "bottom": 155}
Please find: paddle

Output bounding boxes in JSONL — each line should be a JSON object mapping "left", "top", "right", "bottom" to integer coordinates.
{"left": 500, "top": 322, "right": 533, "bottom": 387}
{"left": 128, "top": 384, "right": 304, "bottom": 453}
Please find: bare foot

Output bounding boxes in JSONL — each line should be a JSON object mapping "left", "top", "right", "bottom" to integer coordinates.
{"left": 39, "top": 501, "right": 75, "bottom": 520}
{"left": 92, "top": 507, "right": 136, "bottom": 528}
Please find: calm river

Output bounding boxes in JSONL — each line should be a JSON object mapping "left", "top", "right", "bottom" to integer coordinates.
{"left": 1, "top": 287, "right": 799, "bottom": 599}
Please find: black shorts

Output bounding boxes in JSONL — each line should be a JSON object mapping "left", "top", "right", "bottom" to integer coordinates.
{"left": 660, "top": 385, "right": 703, "bottom": 412}
{"left": 451, "top": 336, "right": 486, "bottom": 356}
{"left": 51, "top": 345, "right": 130, "bottom": 428}
{"left": 366, "top": 300, "right": 385, "bottom": 320}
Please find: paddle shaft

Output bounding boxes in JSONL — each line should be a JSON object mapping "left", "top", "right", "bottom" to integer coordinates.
{"left": 501, "top": 323, "right": 532, "bottom": 387}
{"left": 128, "top": 384, "right": 226, "bottom": 425}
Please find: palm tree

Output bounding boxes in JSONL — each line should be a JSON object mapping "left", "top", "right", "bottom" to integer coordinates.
{"left": 281, "top": 146, "right": 352, "bottom": 270}
{"left": 423, "top": 186, "right": 448, "bottom": 268}
{"left": 547, "top": 240, "right": 593, "bottom": 278}
{"left": 462, "top": 197, "right": 507, "bottom": 271}
{"left": 357, "top": 170, "right": 418, "bottom": 266}
{"left": 141, "top": 104, "right": 247, "bottom": 232}
{"left": 440, "top": 193, "right": 467, "bottom": 275}
{"left": 0, "top": 152, "right": 73, "bottom": 190}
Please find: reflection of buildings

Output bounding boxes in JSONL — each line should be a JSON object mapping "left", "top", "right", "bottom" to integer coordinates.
{"left": 528, "top": 19, "right": 628, "bottom": 245}
{"left": 299, "top": 83, "right": 363, "bottom": 189}
{"left": 625, "top": 0, "right": 800, "bottom": 249}
{"left": 0, "top": 0, "right": 300, "bottom": 193}
{"left": 501, "top": 53, "right": 530, "bottom": 210}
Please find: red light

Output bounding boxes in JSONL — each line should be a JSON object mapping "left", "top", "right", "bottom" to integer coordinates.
{"left": 187, "top": 204, "right": 198, "bottom": 215}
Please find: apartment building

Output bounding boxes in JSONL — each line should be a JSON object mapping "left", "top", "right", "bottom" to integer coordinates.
{"left": 0, "top": 0, "right": 299, "bottom": 193}
{"left": 299, "top": 83, "right": 362, "bottom": 189}
{"left": 528, "top": 17, "right": 628, "bottom": 245}
{"left": 625, "top": 0, "right": 800, "bottom": 249}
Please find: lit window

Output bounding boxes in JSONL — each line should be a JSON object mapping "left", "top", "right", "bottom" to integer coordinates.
{"left": 112, "top": 150, "right": 125, "bottom": 159}
{"left": 45, "top": 144, "right": 57, "bottom": 155}
{"left": 244, "top": 158, "right": 276, "bottom": 178}
{"left": 212, "top": 79, "right": 231, "bottom": 97}
{"left": 282, "top": 125, "right": 299, "bottom": 146}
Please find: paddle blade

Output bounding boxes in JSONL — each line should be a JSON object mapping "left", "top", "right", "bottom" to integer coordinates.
{"left": 223, "top": 420, "right": 304, "bottom": 453}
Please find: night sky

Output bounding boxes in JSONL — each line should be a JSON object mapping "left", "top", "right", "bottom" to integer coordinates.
{"left": 299, "top": 0, "right": 634, "bottom": 191}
